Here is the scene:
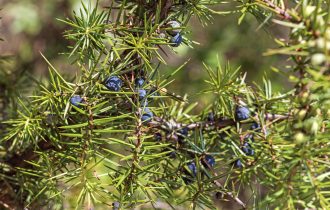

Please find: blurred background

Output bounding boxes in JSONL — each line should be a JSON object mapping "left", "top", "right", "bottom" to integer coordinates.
{"left": 0, "top": 0, "right": 290, "bottom": 110}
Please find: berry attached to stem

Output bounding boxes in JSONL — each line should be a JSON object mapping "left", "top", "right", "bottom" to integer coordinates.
{"left": 135, "top": 78, "right": 145, "bottom": 87}
{"left": 187, "top": 162, "right": 197, "bottom": 177}
{"left": 105, "top": 76, "right": 122, "bottom": 91}
{"left": 170, "top": 33, "right": 183, "bottom": 47}
{"left": 167, "top": 20, "right": 181, "bottom": 36}
{"left": 235, "top": 106, "right": 250, "bottom": 121}
{"left": 203, "top": 155, "right": 216, "bottom": 168}
{"left": 70, "top": 95, "right": 83, "bottom": 107}
{"left": 137, "top": 89, "right": 147, "bottom": 101}
{"left": 141, "top": 107, "right": 153, "bottom": 123}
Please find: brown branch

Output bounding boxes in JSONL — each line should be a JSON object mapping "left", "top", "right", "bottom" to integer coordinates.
{"left": 150, "top": 113, "right": 290, "bottom": 131}
{"left": 257, "top": 0, "right": 293, "bottom": 20}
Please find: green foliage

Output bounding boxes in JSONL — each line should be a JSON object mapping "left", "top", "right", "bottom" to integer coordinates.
{"left": 1, "top": 0, "right": 330, "bottom": 209}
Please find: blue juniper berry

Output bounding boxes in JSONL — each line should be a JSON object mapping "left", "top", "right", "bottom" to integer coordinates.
{"left": 70, "top": 95, "right": 83, "bottom": 107}
{"left": 203, "top": 155, "right": 216, "bottom": 168}
{"left": 235, "top": 106, "right": 250, "bottom": 121}
{"left": 241, "top": 142, "right": 254, "bottom": 156}
{"left": 141, "top": 107, "right": 153, "bottom": 123}
{"left": 135, "top": 77, "right": 145, "bottom": 87}
{"left": 112, "top": 202, "right": 120, "bottom": 210}
{"left": 182, "top": 162, "right": 197, "bottom": 184}
{"left": 105, "top": 76, "right": 122, "bottom": 91}
{"left": 251, "top": 122, "right": 268, "bottom": 135}
{"left": 234, "top": 159, "right": 243, "bottom": 168}
{"left": 167, "top": 20, "right": 181, "bottom": 36}
{"left": 154, "top": 132, "right": 162, "bottom": 141}
{"left": 168, "top": 151, "right": 176, "bottom": 159}
{"left": 137, "top": 89, "right": 147, "bottom": 101}
{"left": 187, "top": 162, "right": 197, "bottom": 177}
{"left": 251, "top": 122, "right": 261, "bottom": 132}
{"left": 177, "top": 127, "right": 189, "bottom": 143}
{"left": 242, "top": 134, "right": 254, "bottom": 156}
{"left": 170, "top": 33, "right": 183, "bottom": 47}
{"left": 207, "top": 112, "right": 215, "bottom": 122}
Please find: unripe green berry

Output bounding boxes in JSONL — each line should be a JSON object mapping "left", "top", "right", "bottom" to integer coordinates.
{"left": 304, "top": 117, "right": 320, "bottom": 135}
{"left": 325, "top": 28, "right": 330, "bottom": 40}
{"left": 311, "top": 53, "right": 326, "bottom": 66}
{"left": 316, "top": 38, "right": 325, "bottom": 49}
{"left": 315, "top": 38, "right": 330, "bottom": 50}
{"left": 294, "top": 132, "right": 306, "bottom": 144}
{"left": 303, "top": 6, "right": 316, "bottom": 18}
{"left": 299, "top": 92, "right": 310, "bottom": 104}
{"left": 310, "top": 120, "right": 319, "bottom": 135}
{"left": 316, "top": 16, "right": 325, "bottom": 27}
{"left": 298, "top": 109, "right": 307, "bottom": 120}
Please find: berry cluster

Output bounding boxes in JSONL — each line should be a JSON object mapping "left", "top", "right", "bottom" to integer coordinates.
{"left": 69, "top": 20, "right": 186, "bottom": 124}
{"left": 152, "top": 122, "right": 218, "bottom": 184}
{"left": 69, "top": 76, "right": 123, "bottom": 107}
{"left": 183, "top": 155, "right": 216, "bottom": 184}
{"left": 234, "top": 106, "right": 260, "bottom": 168}
{"left": 68, "top": 50, "right": 261, "bottom": 195}
{"left": 70, "top": 75, "right": 155, "bottom": 123}
{"left": 134, "top": 77, "right": 154, "bottom": 123}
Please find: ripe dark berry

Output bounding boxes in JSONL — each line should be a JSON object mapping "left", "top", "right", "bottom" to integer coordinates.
{"left": 207, "top": 112, "right": 215, "bottom": 122}
{"left": 170, "top": 33, "right": 183, "bottom": 47}
{"left": 70, "top": 95, "right": 83, "bottom": 107}
{"left": 168, "top": 151, "right": 176, "bottom": 159}
{"left": 235, "top": 106, "right": 250, "bottom": 121}
{"left": 178, "top": 127, "right": 188, "bottom": 136}
{"left": 249, "top": 148, "right": 255, "bottom": 156}
{"left": 203, "top": 155, "right": 216, "bottom": 168}
{"left": 242, "top": 134, "right": 255, "bottom": 156}
{"left": 137, "top": 89, "right": 147, "bottom": 101}
{"left": 251, "top": 122, "right": 261, "bottom": 132}
{"left": 182, "top": 162, "right": 197, "bottom": 185}
{"left": 167, "top": 20, "right": 181, "bottom": 36}
{"left": 177, "top": 127, "right": 189, "bottom": 144}
{"left": 187, "top": 162, "right": 197, "bottom": 177}
{"left": 105, "top": 76, "right": 122, "bottom": 91}
{"left": 154, "top": 132, "right": 162, "bottom": 141}
{"left": 234, "top": 159, "right": 243, "bottom": 168}
{"left": 141, "top": 107, "right": 153, "bottom": 123}
{"left": 135, "top": 78, "right": 145, "bottom": 87}
{"left": 242, "top": 142, "right": 254, "bottom": 156}
{"left": 112, "top": 201, "right": 120, "bottom": 210}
